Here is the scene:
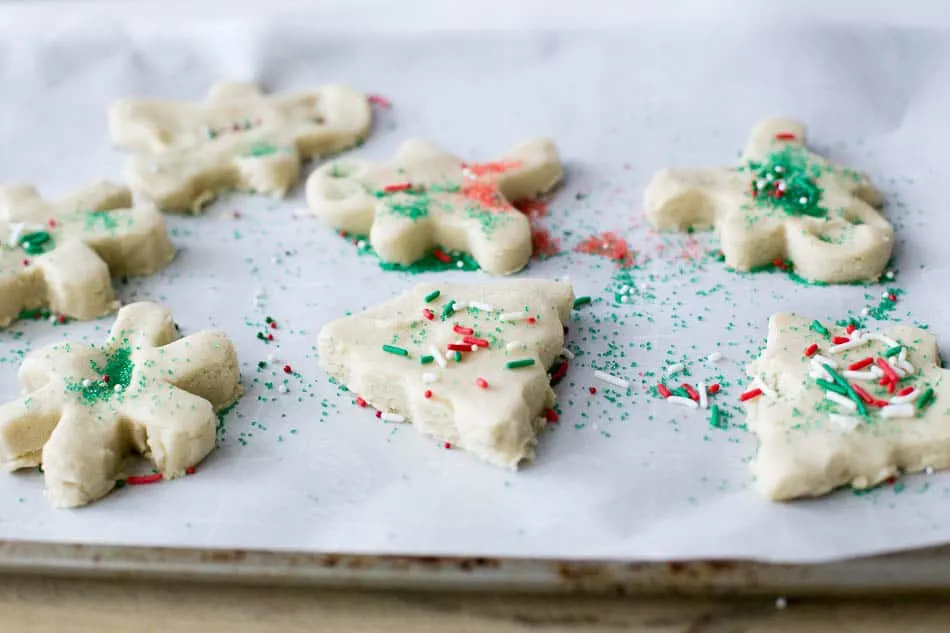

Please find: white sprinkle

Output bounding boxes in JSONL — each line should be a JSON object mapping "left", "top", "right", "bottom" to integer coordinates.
{"left": 559, "top": 347, "right": 575, "bottom": 360}
{"left": 890, "top": 389, "right": 919, "bottom": 405}
{"left": 830, "top": 338, "right": 869, "bottom": 355}
{"left": 881, "top": 403, "right": 915, "bottom": 419}
{"left": 825, "top": 391, "right": 857, "bottom": 411}
{"left": 861, "top": 307, "right": 870, "bottom": 316}
{"left": 881, "top": 291, "right": 890, "bottom": 299}
{"left": 899, "top": 347, "right": 908, "bottom": 363}
{"left": 829, "top": 413, "right": 860, "bottom": 431}
{"left": 456, "top": 261, "right": 464, "bottom": 268}
{"left": 266, "top": 351, "right": 279, "bottom": 363}
{"left": 775, "top": 597, "right": 788, "bottom": 610}
{"left": 926, "top": 466, "right": 936, "bottom": 475}
{"left": 114, "top": 385, "right": 124, "bottom": 393}
{"left": 429, "top": 346, "right": 446, "bottom": 369}
{"left": 842, "top": 370, "right": 879, "bottom": 381}
{"left": 892, "top": 365, "right": 906, "bottom": 379}
{"left": 357, "top": 239, "right": 367, "bottom": 249}
{"left": 469, "top": 301, "right": 495, "bottom": 312}
{"left": 665, "top": 363, "right": 685, "bottom": 376}
{"left": 698, "top": 380, "right": 708, "bottom": 410}
{"left": 278, "top": 384, "right": 289, "bottom": 394}
{"left": 809, "top": 361, "right": 833, "bottom": 381}
{"left": 866, "top": 331, "right": 899, "bottom": 348}
{"left": 500, "top": 311, "right": 531, "bottom": 322}
{"left": 870, "top": 365, "right": 884, "bottom": 378}
{"left": 422, "top": 372, "right": 438, "bottom": 384}
{"left": 706, "top": 352, "right": 723, "bottom": 364}
{"left": 470, "top": 345, "right": 478, "bottom": 352}
{"left": 885, "top": 271, "right": 895, "bottom": 280}
{"left": 812, "top": 354, "right": 838, "bottom": 369}
{"left": 506, "top": 341, "right": 525, "bottom": 352}
{"left": 594, "top": 370, "right": 630, "bottom": 389}
{"left": 381, "top": 412, "right": 405, "bottom": 423}
{"left": 81, "top": 379, "right": 92, "bottom": 388}
{"left": 667, "top": 395, "right": 699, "bottom": 409}
{"left": 899, "top": 360, "right": 915, "bottom": 375}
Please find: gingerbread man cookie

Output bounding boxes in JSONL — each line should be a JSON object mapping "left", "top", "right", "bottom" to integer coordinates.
{"left": 644, "top": 117, "right": 892, "bottom": 283}
{"left": 109, "top": 82, "right": 372, "bottom": 213}
{"left": 0, "top": 302, "right": 242, "bottom": 507}
{"left": 0, "top": 181, "right": 175, "bottom": 328}
{"left": 306, "top": 139, "right": 563, "bottom": 275}
{"left": 745, "top": 313, "right": 950, "bottom": 500}
{"left": 318, "top": 279, "right": 574, "bottom": 467}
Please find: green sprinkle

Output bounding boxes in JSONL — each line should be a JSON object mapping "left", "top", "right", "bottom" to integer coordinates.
{"left": 710, "top": 405, "right": 722, "bottom": 429}
{"left": 19, "top": 230, "right": 52, "bottom": 255}
{"left": 451, "top": 351, "right": 462, "bottom": 362}
{"left": 810, "top": 320, "right": 830, "bottom": 337}
{"left": 441, "top": 300, "right": 457, "bottom": 320}
{"left": 815, "top": 378, "right": 847, "bottom": 396}
{"left": 823, "top": 363, "right": 867, "bottom": 417}
{"left": 918, "top": 387, "right": 935, "bottom": 411}
{"left": 884, "top": 345, "right": 903, "bottom": 358}
{"left": 382, "top": 344, "right": 409, "bottom": 357}
{"left": 420, "top": 355, "right": 434, "bottom": 365}
{"left": 573, "top": 296, "right": 592, "bottom": 309}
{"left": 671, "top": 387, "right": 690, "bottom": 399}
{"left": 505, "top": 359, "right": 536, "bottom": 370}
{"left": 424, "top": 290, "right": 441, "bottom": 303}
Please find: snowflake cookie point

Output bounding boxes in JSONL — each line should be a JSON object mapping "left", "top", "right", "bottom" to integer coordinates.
{"left": 0, "top": 302, "right": 242, "bottom": 508}
{"left": 318, "top": 279, "right": 574, "bottom": 468}
{"left": 0, "top": 181, "right": 175, "bottom": 328}
{"left": 306, "top": 138, "right": 564, "bottom": 275}
{"left": 745, "top": 312, "right": 948, "bottom": 501}
{"left": 643, "top": 117, "right": 893, "bottom": 284}
{"left": 109, "top": 82, "right": 373, "bottom": 213}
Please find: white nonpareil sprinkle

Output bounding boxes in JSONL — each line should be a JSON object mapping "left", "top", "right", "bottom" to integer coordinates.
{"left": 278, "top": 384, "right": 289, "bottom": 394}
{"left": 559, "top": 347, "right": 575, "bottom": 360}
{"left": 842, "top": 369, "right": 879, "bottom": 381}
{"left": 698, "top": 380, "right": 708, "bottom": 410}
{"left": 380, "top": 412, "right": 405, "bottom": 423}
{"left": 594, "top": 370, "right": 630, "bottom": 389}
{"left": 706, "top": 352, "right": 723, "bottom": 364}
{"left": 499, "top": 311, "right": 531, "bottom": 322}
{"left": 665, "top": 363, "right": 685, "bottom": 376}
{"left": 267, "top": 351, "right": 279, "bottom": 363}
{"left": 667, "top": 395, "right": 699, "bottom": 409}
{"left": 422, "top": 372, "right": 438, "bottom": 384}
{"left": 861, "top": 307, "right": 870, "bottom": 316}
{"left": 114, "top": 385, "right": 124, "bottom": 393}
{"left": 429, "top": 345, "right": 447, "bottom": 369}
{"left": 881, "top": 403, "right": 916, "bottom": 419}
{"left": 81, "top": 379, "right": 92, "bottom": 388}
{"left": 469, "top": 301, "right": 495, "bottom": 312}
{"left": 927, "top": 466, "right": 936, "bottom": 475}
{"left": 775, "top": 597, "right": 788, "bottom": 610}
{"left": 506, "top": 341, "right": 525, "bottom": 352}
{"left": 890, "top": 389, "right": 919, "bottom": 405}
{"left": 825, "top": 391, "right": 857, "bottom": 411}
{"left": 829, "top": 413, "right": 860, "bottom": 431}
{"left": 812, "top": 354, "right": 838, "bottom": 369}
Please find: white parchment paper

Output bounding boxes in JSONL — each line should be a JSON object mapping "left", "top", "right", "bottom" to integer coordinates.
{"left": 1, "top": 2, "right": 950, "bottom": 563}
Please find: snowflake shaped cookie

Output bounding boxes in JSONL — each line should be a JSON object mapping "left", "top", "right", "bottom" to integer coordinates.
{"left": 0, "top": 181, "right": 175, "bottom": 328}
{"left": 745, "top": 313, "right": 950, "bottom": 500}
{"left": 644, "top": 117, "right": 892, "bottom": 283}
{"left": 318, "top": 279, "right": 574, "bottom": 467}
{"left": 306, "top": 139, "right": 563, "bottom": 275}
{"left": 0, "top": 302, "right": 242, "bottom": 507}
{"left": 109, "top": 82, "right": 372, "bottom": 213}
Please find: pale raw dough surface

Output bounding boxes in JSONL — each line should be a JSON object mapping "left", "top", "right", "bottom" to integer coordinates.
{"left": 306, "top": 139, "right": 563, "bottom": 275}
{"left": 318, "top": 279, "right": 574, "bottom": 467}
{"left": 0, "top": 302, "right": 243, "bottom": 508}
{"left": 746, "top": 312, "right": 950, "bottom": 500}
{"left": 643, "top": 117, "right": 893, "bottom": 283}
{"left": 110, "top": 82, "right": 372, "bottom": 213}
{"left": 0, "top": 182, "right": 175, "bottom": 327}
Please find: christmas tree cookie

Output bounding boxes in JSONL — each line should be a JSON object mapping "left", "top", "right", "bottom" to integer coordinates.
{"left": 0, "top": 302, "right": 242, "bottom": 507}
{"left": 745, "top": 313, "right": 950, "bottom": 500}
{"left": 306, "top": 139, "right": 563, "bottom": 275}
{"left": 109, "top": 82, "right": 372, "bottom": 213}
{"left": 318, "top": 279, "right": 574, "bottom": 467}
{"left": 644, "top": 117, "right": 893, "bottom": 283}
{"left": 0, "top": 181, "right": 175, "bottom": 327}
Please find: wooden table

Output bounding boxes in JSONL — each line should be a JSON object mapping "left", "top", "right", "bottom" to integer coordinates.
{"left": 3, "top": 574, "right": 949, "bottom": 632}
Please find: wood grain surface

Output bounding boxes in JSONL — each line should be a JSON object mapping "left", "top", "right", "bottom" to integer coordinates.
{"left": 1, "top": 574, "right": 949, "bottom": 632}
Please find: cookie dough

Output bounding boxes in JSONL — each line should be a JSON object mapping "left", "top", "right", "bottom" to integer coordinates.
{"left": 306, "top": 139, "right": 563, "bottom": 275}
{"left": 0, "top": 181, "right": 175, "bottom": 327}
{"left": 745, "top": 312, "right": 950, "bottom": 500}
{"left": 110, "top": 82, "right": 372, "bottom": 213}
{"left": 0, "top": 302, "right": 242, "bottom": 508}
{"left": 318, "top": 279, "right": 574, "bottom": 467}
{"left": 644, "top": 117, "right": 892, "bottom": 283}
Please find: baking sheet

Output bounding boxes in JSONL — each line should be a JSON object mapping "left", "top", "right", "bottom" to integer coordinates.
{"left": 2, "top": 3, "right": 950, "bottom": 565}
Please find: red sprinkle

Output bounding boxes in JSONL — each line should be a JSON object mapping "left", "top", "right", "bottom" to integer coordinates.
{"left": 897, "top": 386, "right": 916, "bottom": 397}
{"left": 102, "top": 375, "right": 110, "bottom": 384}
{"left": 269, "top": 321, "right": 278, "bottom": 329}
{"left": 186, "top": 466, "right": 196, "bottom": 475}
{"left": 876, "top": 357, "right": 901, "bottom": 384}
{"left": 463, "top": 335, "right": 489, "bottom": 348}
{"left": 424, "top": 390, "right": 432, "bottom": 399}
{"left": 475, "top": 377, "right": 489, "bottom": 389}
{"left": 657, "top": 384, "right": 672, "bottom": 399}
{"left": 368, "top": 94, "right": 392, "bottom": 109}
{"left": 383, "top": 182, "right": 412, "bottom": 193}
{"left": 22, "top": 259, "right": 29, "bottom": 266}
{"left": 774, "top": 132, "right": 797, "bottom": 140}
{"left": 832, "top": 336, "right": 850, "bottom": 345}
{"left": 589, "top": 386, "right": 597, "bottom": 395}
{"left": 56, "top": 315, "right": 66, "bottom": 324}
{"left": 846, "top": 324, "right": 857, "bottom": 334}
{"left": 550, "top": 361, "right": 569, "bottom": 385}
{"left": 422, "top": 308, "right": 435, "bottom": 321}
{"left": 848, "top": 357, "right": 874, "bottom": 371}
{"left": 544, "top": 408, "right": 559, "bottom": 423}
{"left": 48, "top": 218, "right": 57, "bottom": 228}
{"left": 432, "top": 248, "right": 453, "bottom": 263}
{"left": 375, "top": 411, "right": 382, "bottom": 418}
{"left": 267, "top": 333, "right": 274, "bottom": 341}
{"left": 804, "top": 343, "right": 819, "bottom": 357}
{"left": 453, "top": 324, "right": 474, "bottom": 335}
{"left": 739, "top": 388, "right": 763, "bottom": 402}
{"left": 888, "top": 294, "right": 897, "bottom": 302}
{"left": 708, "top": 383, "right": 721, "bottom": 394}
{"left": 682, "top": 383, "right": 700, "bottom": 402}
{"left": 442, "top": 442, "right": 452, "bottom": 449}
{"left": 282, "top": 364, "right": 293, "bottom": 374}
{"left": 851, "top": 383, "right": 874, "bottom": 405}
{"left": 356, "top": 397, "right": 367, "bottom": 408}
{"left": 527, "top": 317, "right": 537, "bottom": 325}
{"left": 446, "top": 343, "right": 471, "bottom": 352}
{"left": 126, "top": 473, "right": 163, "bottom": 486}
{"left": 773, "top": 257, "right": 787, "bottom": 270}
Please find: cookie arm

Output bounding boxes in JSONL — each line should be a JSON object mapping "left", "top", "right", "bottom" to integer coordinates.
{"left": 494, "top": 139, "right": 564, "bottom": 202}
{"left": 0, "top": 387, "right": 61, "bottom": 471}
{"left": 153, "top": 330, "right": 243, "bottom": 410}
{"left": 33, "top": 239, "right": 116, "bottom": 320}
{"left": 643, "top": 167, "right": 744, "bottom": 232}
